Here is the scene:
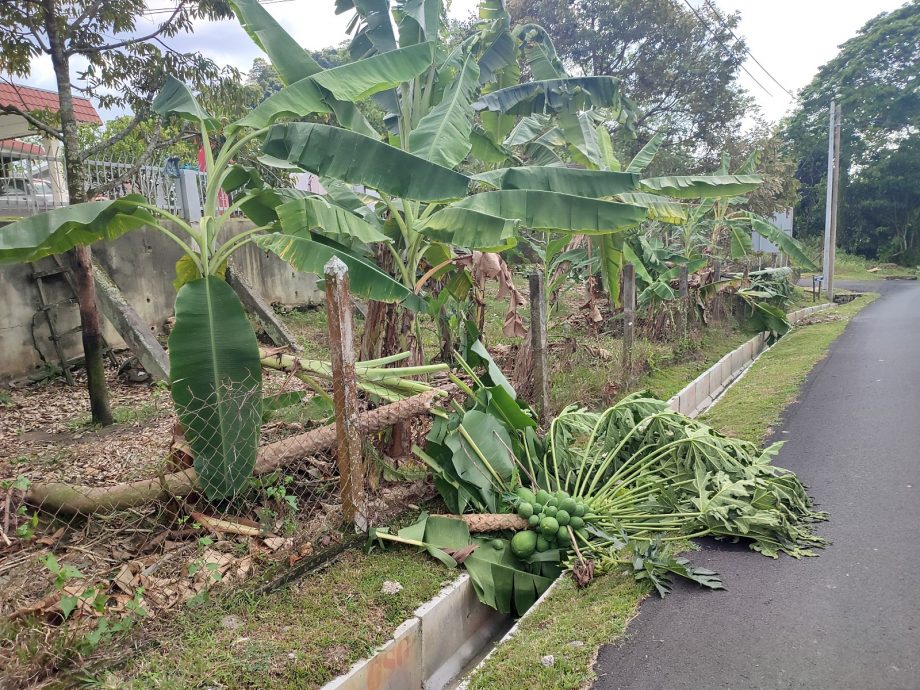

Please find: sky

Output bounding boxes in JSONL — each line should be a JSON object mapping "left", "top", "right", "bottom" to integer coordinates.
{"left": 18, "top": 0, "right": 909, "bottom": 123}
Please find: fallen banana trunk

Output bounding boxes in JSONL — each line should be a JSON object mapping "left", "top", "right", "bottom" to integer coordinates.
{"left": 27, "top": 388, "right": 449, "bottom": 515}
{"left": 456, "top": 513, "right": 529, "bottom": 532}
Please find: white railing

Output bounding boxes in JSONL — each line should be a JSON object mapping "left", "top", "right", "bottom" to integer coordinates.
{"left": 0, "top": 139, "right": 288, "bottom": 220}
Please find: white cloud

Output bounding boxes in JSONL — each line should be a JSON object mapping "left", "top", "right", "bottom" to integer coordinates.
{"left": 12, "top": 0, "right": 909, "bottom": 124}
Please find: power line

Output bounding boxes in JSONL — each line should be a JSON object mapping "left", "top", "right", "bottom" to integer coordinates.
{"left": 699, "top": 0, "right": 796, "bottom": 98}
{"left": 140, "top": 0, "right": 294, "bottom": 17}
{"left": 677, "top": 0, "right": 776, "bottom": 99}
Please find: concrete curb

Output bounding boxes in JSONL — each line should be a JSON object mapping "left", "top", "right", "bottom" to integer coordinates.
{"left": 321, "top": 575, "right": 511, "bottom": 690}
{"left": 667, "top": 303, "right": 833, "bottom": 418}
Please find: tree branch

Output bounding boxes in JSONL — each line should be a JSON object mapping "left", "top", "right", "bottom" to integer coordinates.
{"left": 0, "top": 103, "right": 62, "bottom": 140}
{"left": 66, "top": 3, "right": 185, "bottom": 55}
{"left": 85, "top": 126, "right": 192, "bottom": 198}
{"left": 80, "top": 106, "right": 148, "bottom": 160}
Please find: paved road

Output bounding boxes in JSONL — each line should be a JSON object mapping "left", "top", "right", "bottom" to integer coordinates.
{"left": 593, "top": 280, "right": 920, "bottom": 690}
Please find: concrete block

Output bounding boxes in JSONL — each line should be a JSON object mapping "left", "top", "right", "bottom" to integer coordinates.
{"left": 323, "top": 618, "right": 422, "bottom": 690}
{"left": 416, "top": 576, "right": 511, "bottom": 690}
{"left": 708, "top": 366, "right": 723, "bottom": 393}
{"left": 694, "top": 378, "right": 709, "bottom": 407}
{"left": 679, "top": 386, "right": 696, "bottom": 416}
{"left": 730, "top": 347, "right": 744, "bottom": 372}
{"left": 720, "top": 357, "right": 732, "bottom": 383}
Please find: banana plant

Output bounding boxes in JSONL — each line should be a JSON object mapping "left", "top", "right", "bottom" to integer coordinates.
{"left": 226, "top": 0, "right": 651, "bottom": 361}
{"left": 0, "top": 73, "right": 425, "bottom": 500}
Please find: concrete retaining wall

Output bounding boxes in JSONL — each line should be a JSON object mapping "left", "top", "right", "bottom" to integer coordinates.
{"left": 666, "top": 303, "right": 833, "bottom": 419}
{"left": 0, "top": 219, "right": 322, "bottom": 381}
{"left": 322, "top": 575, "right": 511, "bottom": 690}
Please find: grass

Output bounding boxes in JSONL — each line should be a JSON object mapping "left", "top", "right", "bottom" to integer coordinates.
{"left": 466, "top": 573, "right": 646, "bottom": 690}
{"left": 801, "top": 246, "right": 919, "bottom": 282}
{"left": 98, "top": 549, "right": 449, "bottom": 690}
{"left": 700, "top": 293, "right": 878, "bottom": 443}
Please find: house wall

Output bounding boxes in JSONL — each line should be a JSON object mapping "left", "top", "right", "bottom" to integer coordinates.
{"left": 0, "top": 219, "right": 322, "bottom": 381}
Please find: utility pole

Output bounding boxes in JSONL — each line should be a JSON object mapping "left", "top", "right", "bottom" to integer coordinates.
{"left": 828, "top": 105, "right": 842, "bottom": 301}
{"left": 822, "top": 101, "right": 842, "bottom": 301}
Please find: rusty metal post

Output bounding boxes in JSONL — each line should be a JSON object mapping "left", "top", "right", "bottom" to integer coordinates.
{"left": 678, "top": 264, "right": 689, "bottom": 340}
{"left": 621, "top": 263, "right": 636, "bottom": 389}
{"left": 529, "top": 272, "right": 551, "bottom": 422}
{"left": 324, "top": 257, "right": 367, "bottom": 530}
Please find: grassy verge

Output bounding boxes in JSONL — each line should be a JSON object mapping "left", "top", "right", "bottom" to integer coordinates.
{"left": 700, "top": 293, "right": 877, "bottom": 443}
{"left": 801, "top": 247, "right": 918, "bottom": 282}
{"left": 99, "top": 549, "right": 448, "bottom": 689}
{"left": 466, "top": 574, "right": 645, "bottom": 690}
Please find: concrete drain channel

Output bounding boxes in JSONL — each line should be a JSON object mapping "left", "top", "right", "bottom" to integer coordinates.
{"left": 321, "top": 303, "right": 835, "bottom": 690}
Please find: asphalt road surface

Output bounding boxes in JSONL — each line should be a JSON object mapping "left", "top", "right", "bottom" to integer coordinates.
{"left": 593, "top": 280, "right": 920, "bottom": 690}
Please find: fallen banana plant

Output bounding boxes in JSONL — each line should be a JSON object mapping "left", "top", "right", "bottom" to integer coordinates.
{"left": 371, "top": 344, "right": 827, "bottom": 614}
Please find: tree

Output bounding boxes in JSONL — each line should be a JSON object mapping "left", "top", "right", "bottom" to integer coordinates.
{"left": 843, "top": 134, "right": 920, "bottom": 263}
{"left": 784, "top": 1, "right": 919, "bottom": 255}
{"left": 0, "top": 0, "right": 236, "bottom": 424}
{"left": 505, "top": 0, "right": 753, "bottom": 155}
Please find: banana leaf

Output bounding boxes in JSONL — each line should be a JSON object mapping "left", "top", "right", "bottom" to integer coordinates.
{"left": 750, "top": 215, "right": 818, "bottom": 271}
{"left": 254, "top": 232, "right": 426, "bottom": 311}
{"left": 262, "top": 123, "right": 470, "bottom": 202}
{"left": 419, "top": 207, "right": 519, "bottom": 252}
{"left": 312, "top": 42, "right": 434, "bottom": 101}
{"left": 0, "top": 195, "right": 155, "bottom": 263}
{"left": 169, "top": 277, "right": 262, "bottom": 500}
{"left": 445, "top": 409, "right": 517, "bottom": 512}
{"left": 276, "top": 196, "right": 389, "bottom": 245}
{"left": 626, "top": 133, "right": 664, "bottom": 173}
{"left": 475, "top": 165, "right": 638, "bottom": 197}
{"left": 151, "top": 76, "right": 218, "bottom": 130}
{"left": 515, "top": 23, "right": 567, "bottom": 80}
{"left": 228, "top": 0, "right": 378, "bottom": 136}
{"left": 618, "top": 192, "right": 687, "bottom": 224}
{"left": 473, "top": 76, "right": 624, "bottom": 116}
{"left": 639, "top": 175, "right": 763, "bottom": 199}
{"left": 455, "top": 190, "right": 647, "bottom": 234}
{"left": 409, "top": 49, "right": 480, "bottom": 169}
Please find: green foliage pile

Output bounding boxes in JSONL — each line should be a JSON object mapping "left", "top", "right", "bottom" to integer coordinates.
{"left": 374, "top": 346, "right": 827, "bottom": 614}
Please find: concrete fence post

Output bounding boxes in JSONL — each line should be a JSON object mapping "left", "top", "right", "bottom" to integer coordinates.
{"left": 324, "top": 257, "right": 368, "bottom": 531}
{"left": 176, "top": 169, "right": 202, "bottom": 223}
{"left": 529, "top": 272, "right": 551, "bottom": 422}
{"left": 621, "top": 263, "right": 636, "bottom": 389}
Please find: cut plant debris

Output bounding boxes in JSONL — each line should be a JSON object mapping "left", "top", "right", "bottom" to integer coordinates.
{"left": 369, "top": 343, "right": 827, "bottom": 615}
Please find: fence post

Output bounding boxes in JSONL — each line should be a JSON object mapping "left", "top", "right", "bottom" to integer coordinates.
{"left": 712, "top": 258, "right": 722, "bottom": 323}
{"left": 529, "top": 271, "right": 551, "bottom": 422}
{"left": 324, "top": 257, "right": 368, "bottom": 531}
{"left": 176, "top": 169, "right": 202, "bottom": 222}
{"left": 621, "top": 263, "right": 636, "bottom": 389}
{"left": 678, "top": 264, "right": 689, "bottom": 340}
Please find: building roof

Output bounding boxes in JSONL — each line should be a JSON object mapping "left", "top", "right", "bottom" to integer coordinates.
{"left": 0, "top": 82, "right": 101, "bottom": 125}
{"left": 0, "top": 139, "right": 45, "bottom": 156}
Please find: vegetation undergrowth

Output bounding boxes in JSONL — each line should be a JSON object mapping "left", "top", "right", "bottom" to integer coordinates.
{"left": 98, "top": 550, "right": 447, "bottom": 690}
{"left": 701, "top": 293, "right": 878, "bottom": 442}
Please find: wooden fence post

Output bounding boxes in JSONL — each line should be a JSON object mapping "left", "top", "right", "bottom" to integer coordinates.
{"left": 678, "top": 264, "right": 689, "bottom": 340}
{"left": 712, "top": 258, "right": 722, "bottom": 324}
{"left": 324, "top": 257, "right": 367, "bottom": 531}
{"left": 621, "top": 263, "right": 636, "bottom": 389}
{"left": 529, "top": 272, "right": 551, "bottom": 422}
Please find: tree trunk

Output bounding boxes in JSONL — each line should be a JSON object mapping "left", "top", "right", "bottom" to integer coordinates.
{"left": 44, "top": 2, "right": 112, "bottom": 425}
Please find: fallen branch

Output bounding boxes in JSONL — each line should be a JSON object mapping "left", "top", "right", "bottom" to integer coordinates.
{"left": 27, "top": 389, "right": 449, "bottom": 515}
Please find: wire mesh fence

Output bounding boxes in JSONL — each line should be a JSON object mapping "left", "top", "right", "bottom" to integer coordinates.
{"left": 0, "top": 363, "right": 442, "bottom": 686}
